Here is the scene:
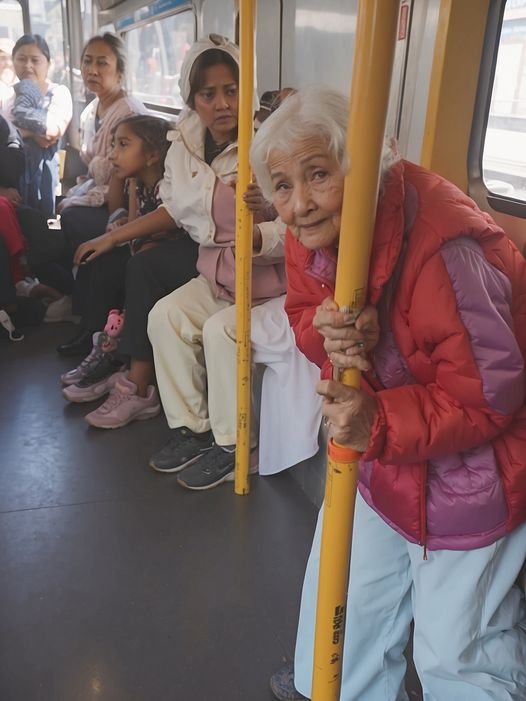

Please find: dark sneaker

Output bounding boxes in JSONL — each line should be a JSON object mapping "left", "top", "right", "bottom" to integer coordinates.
{"left": 62, "top": 352, "right": 125, "bottom": 403}
{"left": 176, "top": 445, "right": 258, "bottom": 491}
{"left": 76, "top": 352, "right": 125, "bottom": 387}
{"left": 149, "top": 427, "right": 214, "bottom": 473}
{"left": 56, "top": 327, "right": 92, "bottom": 356}
{"left": 270, "top": 663, "right": 306, "bottom": 701}
{"left": 61, "top": 332, "right": 102, "bottom": 385}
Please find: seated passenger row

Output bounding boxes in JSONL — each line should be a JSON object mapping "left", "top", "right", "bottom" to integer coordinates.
{"left": 0, "top": 31, "right": 148, "bottom": 329}
{"left": 0, "top": 32, "right": 321, "bottom": 489}
{"left": 46, "top": 33, "right": 320, "bottom": 490}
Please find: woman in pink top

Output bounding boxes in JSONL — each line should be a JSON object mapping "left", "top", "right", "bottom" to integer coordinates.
{"left": 59, "top": 33, "right": 147, "bottom": 261}
{"left": 56, "top": 33, "right": 148, "bottom": 352}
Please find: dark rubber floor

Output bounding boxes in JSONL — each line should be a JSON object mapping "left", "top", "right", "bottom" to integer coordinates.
{"left": 0, "top": 322, "right": 423, "bottom": 701}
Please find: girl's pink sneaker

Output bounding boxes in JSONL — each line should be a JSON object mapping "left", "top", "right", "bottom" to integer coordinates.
{"left": 84, "top": 375, "right": 161, "bottom": 429}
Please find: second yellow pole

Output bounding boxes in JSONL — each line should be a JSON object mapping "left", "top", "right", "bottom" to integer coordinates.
{"left": 311, "top": 2, "right": 400, "bottom": 699}
{"left": 234, "top": 0, "right": 256, "bottom": 495}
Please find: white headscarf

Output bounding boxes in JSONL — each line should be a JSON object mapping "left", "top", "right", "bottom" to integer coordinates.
{"left": 178, "top": 33, "right": 258, "bottom": 110}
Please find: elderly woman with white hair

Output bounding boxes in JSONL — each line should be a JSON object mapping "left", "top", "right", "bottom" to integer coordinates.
{"left": 250, "top": 85, "right": 526, "bottom": 700}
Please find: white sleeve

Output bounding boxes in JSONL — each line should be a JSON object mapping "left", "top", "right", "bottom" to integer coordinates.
{"left": 79, "top": 100, "right": 96, "bottom": 164}
{"left": 158, "top": 140, "right": 179, "bottom": 223}
{"left": 256, "top": 217, "right": 286, "bottom": 259}
{"left": 46, "top": 84, "right": 73, "bottom": 137}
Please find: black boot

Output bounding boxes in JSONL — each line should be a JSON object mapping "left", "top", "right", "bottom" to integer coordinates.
{"left": 56, "top": 327, "right": 92, "bottom": 356}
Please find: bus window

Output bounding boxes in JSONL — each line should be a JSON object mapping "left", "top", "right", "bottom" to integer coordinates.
{"left": 80, "top": 0, "right": 93, "bottom": 45}
{"left": 483, "top": 0, "right": 526, "bottom": 202}
{"left": 281, "top": 0, "right": 357, "bottom": 94}
{"left": 124, "top": 10, "right": 195, "bottom": 111}
{"left": 0, "top": 1, "right": 22, "bottom": 95}
{"left": 0, "top": 0, "right": 23, "bottom": 35}
{"left": 8, "top": 0, "right": 71, "bottom": 87}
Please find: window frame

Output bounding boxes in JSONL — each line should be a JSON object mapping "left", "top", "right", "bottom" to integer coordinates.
{"left": 117, "top": 2, "right": 196, "bottom": 114}
{"left": 468, "top": 0, "right": 526, "bottom": 218}
{"left": 0, "top": 0, "right": 29, "bottom": 35}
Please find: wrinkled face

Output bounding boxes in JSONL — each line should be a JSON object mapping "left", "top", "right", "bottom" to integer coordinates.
{"left": 193, "top": 63, "right": 238, "bottom": 143}
{"left": 81, "top": 40, "right": 122, "bottom": 95}
{"left": 13, "top": 43, "right": 49, "bottom": 85}
{"left": 109, "top": 123, "right": 149, "bottom": 179}
{"left": 269, "top": 136, "right": 344, "bottom": 250}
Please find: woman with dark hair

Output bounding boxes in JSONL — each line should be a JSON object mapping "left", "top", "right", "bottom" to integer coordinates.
{"left": 55, "top": 33, "right": 147, "bottom": 351}
{"left": 59, "top": 33, "right": 147, "bottom": 250}
{"left": 0, "top": 34, "right": 72, "bottom": 217}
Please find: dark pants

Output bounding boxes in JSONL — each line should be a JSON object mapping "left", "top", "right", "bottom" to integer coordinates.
{"left": 82, "top": 237, "right": 199, "bottom": 361}
{"left": 0, "top": 238, "right": 45, "bottom": 325}
{"left": 79, "top": 246, "right": 130, "bottom": 327}
{"left": 17, "top": 206, "right": 66, "bottom": 266}
{"left": 16, "top": 206, "right": 73, "bottom": 294}
{"left": 20, "top": 144, "right": 59, "bottom": 218}
{"left": 33, "top": 261, "right": 74, "bottom": 295}
{"left": 0, "top": 237, "right": 16, "bottom": 308}
{"left": 60, "top": 205, "right": 110, "bottom": 265}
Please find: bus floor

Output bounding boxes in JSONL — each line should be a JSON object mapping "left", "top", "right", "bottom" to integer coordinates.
{"left": 0, "top": 322, "right": 423, "bottom": 701}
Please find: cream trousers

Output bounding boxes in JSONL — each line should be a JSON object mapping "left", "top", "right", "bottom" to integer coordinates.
{"left": 147, "top": 275, "right": 237, "bottom": 444}
{"left": 148, "top": 274, "right": 323, "bottom": 461}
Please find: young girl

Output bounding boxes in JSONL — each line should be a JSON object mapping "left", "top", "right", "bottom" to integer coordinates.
{"left": 62, "top": 114, "right": 200, "bottom": 430}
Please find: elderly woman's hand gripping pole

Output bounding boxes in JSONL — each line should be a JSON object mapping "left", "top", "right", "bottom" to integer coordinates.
{"left": 318, "top": 379, "right": 380, "bottom": 453}
{"left": 314, "top": 298, "right": 380, "bottom": 372}
{"left": 314, "top": 299, "right": 381, "bottom": 452}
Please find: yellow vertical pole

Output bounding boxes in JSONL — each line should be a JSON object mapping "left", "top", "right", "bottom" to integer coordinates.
{"left": 420, "top": 0, "right": 489, "bottom": 190}
{"left": 234, "top": 0, "right": 255, "bottom": 495}
{"left": 311, "top": 2, "right": 399, "bottom": 699}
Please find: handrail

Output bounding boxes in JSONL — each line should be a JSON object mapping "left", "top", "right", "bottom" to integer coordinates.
{"left": 234, "top": 0, "right": 256, "bottom": 496}
{"left": 311, "top": 2, "right": 400, "bottom": 698}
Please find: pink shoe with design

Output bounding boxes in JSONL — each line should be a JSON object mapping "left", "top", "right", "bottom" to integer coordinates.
{"left": 85, "top": 375, "right": 161, "bottom": 429}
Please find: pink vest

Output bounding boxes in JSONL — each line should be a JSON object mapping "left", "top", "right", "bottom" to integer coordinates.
{"left": 197, "top": 179, "right": 286, "bottom": 304}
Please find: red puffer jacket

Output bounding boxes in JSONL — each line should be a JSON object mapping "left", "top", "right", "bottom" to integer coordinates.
{"left": 285, "top": 160, "right": 526, "bottom": 550}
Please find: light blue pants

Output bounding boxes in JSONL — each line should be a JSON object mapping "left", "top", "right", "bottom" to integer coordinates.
{"left": 295, "top": 493, "right": 526, "bottom": 700}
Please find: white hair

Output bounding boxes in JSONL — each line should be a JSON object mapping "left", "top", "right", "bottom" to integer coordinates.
{"left": 250, "top": 85, "right": 399, "bottom": 201}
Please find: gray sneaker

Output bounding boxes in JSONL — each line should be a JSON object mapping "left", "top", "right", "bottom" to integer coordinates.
{"left": 149, "top": 428, "right": 214, "bottom": 473}
{"left": 176, "top": 445, "right": 258, "bottom": 491}
{"left": 270, "top": 663, "right": 306, "bottom": 700}
{"left": 61, "top": 332, "right": 102, "bottom": 385}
